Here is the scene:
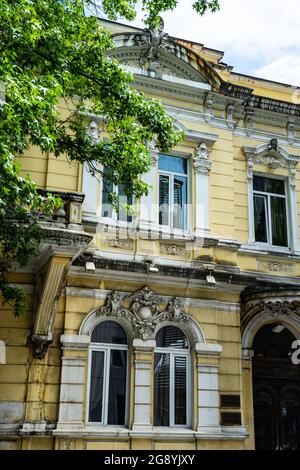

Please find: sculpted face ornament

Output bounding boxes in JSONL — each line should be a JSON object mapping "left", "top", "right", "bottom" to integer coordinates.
{"left": 97, "top": 287, "right": 190, "bottom": 341}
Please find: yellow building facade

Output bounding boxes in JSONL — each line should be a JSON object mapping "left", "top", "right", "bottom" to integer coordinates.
{"left": 1, "top": 19, "right": 300, "bottom": 451}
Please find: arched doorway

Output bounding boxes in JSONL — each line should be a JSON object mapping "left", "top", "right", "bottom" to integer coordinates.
{"left": 253, "top": 324, "right": 300, "bottom": 450}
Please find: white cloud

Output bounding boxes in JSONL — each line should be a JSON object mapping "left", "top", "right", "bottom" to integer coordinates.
{"left": 121, "top": 0, "right": 300, "bottom": 85}
{"left": 255, "top": 56, "right": 300, "bottom": 87}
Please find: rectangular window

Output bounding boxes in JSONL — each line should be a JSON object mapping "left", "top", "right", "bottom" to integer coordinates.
{"left": 88, "top": 348, "right": 127, "bottom": 425}
{"left": 154, "top": 351, "right": 188, "bottom": 427}
{"left": 159, "top": 155, "right": 188, "bottom": 230}
{"left": 253, "top": 175, "right": 288, "bottom": 247}
{"left": 107, "top": 350, "right": 127, "bottom": 425}
{"left": 101, "top": 167, "right": 133, "bottom": 223}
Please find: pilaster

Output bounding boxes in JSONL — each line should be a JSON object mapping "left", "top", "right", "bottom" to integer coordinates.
{"left": 195, "top": 342, "right": 222, "bottom": 436}
{"left": 131, "top": 339, "right": 156, "bottom": 434}
{"left": 54, "top": 335, "right": 90, "bottom": 434}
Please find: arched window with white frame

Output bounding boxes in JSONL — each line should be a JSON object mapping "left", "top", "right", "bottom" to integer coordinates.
{"left": 154, "top": 325, "right": 191, "bottom": 427}
{"left": 87, "top": 320, "right": 128, "bottom": 426}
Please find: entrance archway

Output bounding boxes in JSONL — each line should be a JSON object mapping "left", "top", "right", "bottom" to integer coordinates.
{"left": 252, "top": 324, "right": 300, "bottom": 450}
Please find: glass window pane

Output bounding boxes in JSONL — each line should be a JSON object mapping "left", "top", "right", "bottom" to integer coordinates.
{"left": 91, "top": 321, "right": 127, "bottom": 344}
{"left": 173, "top": 176, "right": 187, "bottom": 230}
{"left": 89, "top": 351, "right": 104, "bottom": 422}
{"left": 102, "top": 167, "right": 113, "bottom": 218}
{"left": 107, "top": 350, "right": 127, "bottom": 425}
{"left": 254, "top": 195, "right": 268, "bottom": 243}
{"left": 175, "top": 356, "right": 187, "bottom": 425}
{"left": 156, "top": 326, "right": 188, "bottom": 349}
{"left": 154, "top": 353, "right": 170, "bottom": 426}
{"left": 158, "top": 155, "right": 187, "bottom": 175}
{"left": 253, "top": 176, "right": 285, "bottom": 195}
{"left": 118, "top": 184, "right": 133, "bottom": 223}
{"left": 159, "top": 174, "right": 170, "bottom": 226}
{"left": 271, "top": 197, "right": 288, "bottom": 247}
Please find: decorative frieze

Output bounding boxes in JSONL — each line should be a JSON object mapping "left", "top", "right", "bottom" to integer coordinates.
{"left": 257, "top": 260, "right": 295, "bottom": 273}
{"left": 103, "top": 238, "right": 134, "bottom": 250}
{"left": 263, "top": 301, "right": 298, "bottom": 318}
{"left": 160, "top": 243, "right": 188, "bottom": 257}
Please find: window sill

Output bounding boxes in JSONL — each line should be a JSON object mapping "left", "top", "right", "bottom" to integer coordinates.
{"left": 54, "top": 425, "right": 130, "bottom": 439}
{"left": 54, "top": 425, "right": 249, "bottom": 441}
{"left": 240, "top": 243, "right": 293, "bottom": 257}
{"left": 157, "top": 226, "right": 195, "bottom": 241}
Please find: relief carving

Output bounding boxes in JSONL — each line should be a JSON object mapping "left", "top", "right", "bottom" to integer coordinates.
{"left": 97, "top": 287, "right": 190, "bottom": 341}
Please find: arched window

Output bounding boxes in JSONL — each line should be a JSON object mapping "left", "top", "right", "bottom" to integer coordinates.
{"left": 154, "top": 326, "right": 190, "bottom": 427}
{"left": 88, "top": 321, "right": 128, "bottom": 426}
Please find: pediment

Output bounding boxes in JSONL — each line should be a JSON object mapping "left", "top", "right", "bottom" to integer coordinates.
{"left": 110, "top": 19, "right": 223, "bottom": 90}
{"left": 243, "top": 139, "right": 300, "bottom": 170}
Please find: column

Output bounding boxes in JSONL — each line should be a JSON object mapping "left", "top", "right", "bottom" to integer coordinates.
{"left": 131, "top": 339, "right": 156, "bottom": 435}
{"left": 55, "top": 335, "right": 90, "bottom": 433}
{"left": 195, "top": 343, "right": 222, "bottom": 436}
{"left": 194, "top": 143, "right": 212, "bottom": 238}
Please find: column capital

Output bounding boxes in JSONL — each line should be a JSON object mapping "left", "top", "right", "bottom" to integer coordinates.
{"left": 196, "top": 342, "right": 222, "bottom": 357}
{"left": 133, "top": 339, "right": 156, "bottom": 351}
{"left": 60, "top": 334, "right": 90, "bottom": 350}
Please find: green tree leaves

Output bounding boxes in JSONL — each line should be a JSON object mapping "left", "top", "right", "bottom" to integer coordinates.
{"left": 0, "top": 0, "right": 218, "bottom": 315}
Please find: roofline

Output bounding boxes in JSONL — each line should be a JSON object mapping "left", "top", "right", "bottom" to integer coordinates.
{"left": 99, "top": 18, "right": 300, "bottom": 91}
{"left": 228, "top": 70, "right": 300, "bottom": 91}
{"left": 98, "top": 18, "right": 225, "bottom": 56}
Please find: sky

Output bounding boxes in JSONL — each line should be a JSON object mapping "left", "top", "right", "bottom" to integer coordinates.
{"left": 100, "top": 0, "right": 300, "bottom": 87}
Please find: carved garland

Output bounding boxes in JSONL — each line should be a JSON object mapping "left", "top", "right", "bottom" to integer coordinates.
{"left": 97, "top": 287, "right": 190, "bottom": 341}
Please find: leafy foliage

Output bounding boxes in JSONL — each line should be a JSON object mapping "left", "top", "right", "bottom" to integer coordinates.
{"left": 101, "top": 0, "right": 220, "bottom": 25}
{"left": 0, "top": 0, "right": 219, "bottom": 315}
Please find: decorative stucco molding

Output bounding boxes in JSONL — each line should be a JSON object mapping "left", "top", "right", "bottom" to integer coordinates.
{"left": 102, "top": 238, "right": 134, "bottom": 250}
{"left": 241, "top": 289, "right": 300, "bottom": 359}
{"left": 193, "top": 143, "right": 212, "bottom": 175}
{"left": 243, "top": 138, "right": 300, "bottom": 178}
{"left": 257, "top": 260, "right": 295, "bottom": 273}
{"left": 160, "top": 243, "right": 188, "bottom": 257}
{"left": 80, "top": 287, "right": 205, "bottom": 344}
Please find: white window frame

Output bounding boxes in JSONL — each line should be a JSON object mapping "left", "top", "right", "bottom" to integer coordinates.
{"left": 154, "top": 346, "right": 191, "bottom": 428}
{"left": 100, "top": 166, "right": 136, "bottom": 228}
{"left": 87, "top": 340, "right": 129, "bottom": 427}
{"left": 158, "top": 155, "right": 190, "bottom": 232}
{"left": 250, "top": 173, "right": 291, "bottom": 251}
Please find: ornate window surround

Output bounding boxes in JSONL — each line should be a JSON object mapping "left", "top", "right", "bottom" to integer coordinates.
{"left": 241, "top": 294, "right": 300, "bottom": 360}
{"left": 86, "top": 321, "right": 130, "bottom": 428}
{"left": 54, "top": 287, "right": 249, "bottom": 440}
{"left": 243, "top": 140, "right": 300, "bottom": 255}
